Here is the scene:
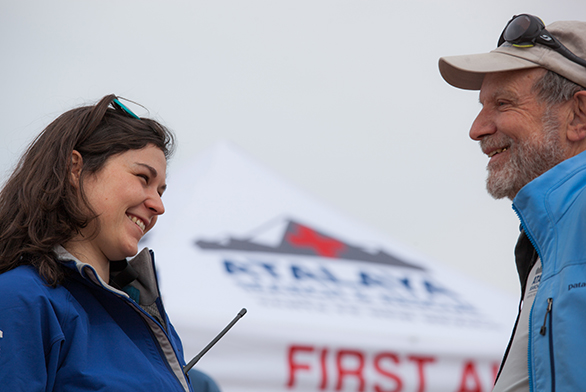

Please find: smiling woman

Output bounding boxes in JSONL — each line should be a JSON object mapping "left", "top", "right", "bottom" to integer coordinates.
{"left": 66, "top": 145, "right": 168, "bottom": 280}
{"left": 0, "top": 95, "right": 219, "bottom": 392}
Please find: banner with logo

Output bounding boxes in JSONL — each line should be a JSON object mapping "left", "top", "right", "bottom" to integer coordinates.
{"left": 142, "top": 143, "right": 517, "bottom": 392}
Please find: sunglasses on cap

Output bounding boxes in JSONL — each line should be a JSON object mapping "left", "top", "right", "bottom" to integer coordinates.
{"left": 497, "top": 14, "right": 586, "bottom": 69}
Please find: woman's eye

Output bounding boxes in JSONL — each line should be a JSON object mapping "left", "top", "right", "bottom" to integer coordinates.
{"left": 138, "top": 174, "right": 149, "bottom": 183}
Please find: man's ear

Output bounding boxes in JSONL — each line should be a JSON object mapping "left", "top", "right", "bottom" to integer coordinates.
{"left": 566, "top": 91, "right": 586, "bottom": 142}
{"left": 70, "top": 150, "right": 83, "bottom": 188}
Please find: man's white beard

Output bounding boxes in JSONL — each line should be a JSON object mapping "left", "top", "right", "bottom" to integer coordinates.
{"left": 482, "top": 112, "right": 567, "bottom": 200}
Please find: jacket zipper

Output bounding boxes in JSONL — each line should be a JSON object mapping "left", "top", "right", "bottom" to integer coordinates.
{"left": 538, "top": 298, "right": 555, "bottom": 391}
{"left": 513, "top": 205, "right": 552, "bottom": 392}
{"left": 539, "top": 297, "right": 552, "bottom": 336}
{"left": 80, "top": 260, "right": 192, "bottom": 391}
{"left": 123, "top": 296, "right": 192, "bottom": 391}
{"left": 512, "top": 206, "right": 542, "bottom": 260}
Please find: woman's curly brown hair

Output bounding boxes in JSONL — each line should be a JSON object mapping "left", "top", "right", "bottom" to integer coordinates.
{"left": 0, "top": 94, "right": 174, "bottom": 286}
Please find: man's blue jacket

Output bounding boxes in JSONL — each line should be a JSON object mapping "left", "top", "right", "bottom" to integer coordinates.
{"left": 513, "top": 149, "right": 586, "bottom": 391}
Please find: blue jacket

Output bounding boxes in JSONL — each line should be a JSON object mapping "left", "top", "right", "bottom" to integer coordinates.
{"left": 513, "top": 149, "right": 586, "bottom": 391}
{"left": 188, "top": 369, "right": 221, "bottom": 392}
{"left": 0, "top": 247, "right": 195, "bottom": 391}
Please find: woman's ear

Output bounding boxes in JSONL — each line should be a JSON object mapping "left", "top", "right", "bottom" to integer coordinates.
{"left": 70, "top": 150, "right": 83, "bottom": 188}
{"left": 566, "top": 91, "right": 586, "bottom": 142}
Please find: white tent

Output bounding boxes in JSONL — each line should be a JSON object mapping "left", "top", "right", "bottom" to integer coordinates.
{"left": 142, "top": 143, "right": 517, "bottom": 392}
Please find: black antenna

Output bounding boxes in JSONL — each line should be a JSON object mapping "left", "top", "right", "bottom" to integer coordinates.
{"left": 183, "top": 308, "right": 247, "bottom": 374}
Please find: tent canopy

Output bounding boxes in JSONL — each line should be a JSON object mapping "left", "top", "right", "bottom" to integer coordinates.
{"left": 142, "top": 143, "right": 517, "bottom": 392}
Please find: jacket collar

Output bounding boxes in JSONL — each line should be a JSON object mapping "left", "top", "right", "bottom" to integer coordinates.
{"left": 54, "top": 245, "right": 155, "bottom": 301}
{"left": 513, "top": 149, "right": 586, "bottom": 261}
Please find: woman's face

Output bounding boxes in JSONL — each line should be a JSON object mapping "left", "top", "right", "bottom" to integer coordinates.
{"left": 71, "top": 144, "right": 167, "bottom": 265}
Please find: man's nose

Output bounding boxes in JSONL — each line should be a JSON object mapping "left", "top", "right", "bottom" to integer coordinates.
{"left": 469, "top": 108, "right": 496, "bottom": 141}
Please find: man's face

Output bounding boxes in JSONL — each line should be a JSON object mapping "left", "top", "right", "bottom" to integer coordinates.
{"left": 470, "top": 68, "right": 567, "bottom": 200}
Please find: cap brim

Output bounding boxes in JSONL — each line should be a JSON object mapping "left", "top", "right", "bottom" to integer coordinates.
{"left": 439, "top": 52, "right": 540, "bottom": 90}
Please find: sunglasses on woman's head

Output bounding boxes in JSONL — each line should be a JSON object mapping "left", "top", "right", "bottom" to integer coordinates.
{"left": 111, "top": 97, "right": 141, "bottom": 120}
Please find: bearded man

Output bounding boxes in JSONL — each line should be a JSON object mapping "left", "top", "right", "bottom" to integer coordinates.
{"left": 439, "top": 14, "right": 586, "bottom": 392}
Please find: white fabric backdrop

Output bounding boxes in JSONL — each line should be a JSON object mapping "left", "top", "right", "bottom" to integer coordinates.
{"left": 143, "top": 143, "right": 517, "bottom": 392}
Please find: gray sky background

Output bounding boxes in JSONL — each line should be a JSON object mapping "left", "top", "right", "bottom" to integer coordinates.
{"left": 2, "top": 1, "right": 584, "bottom": 296}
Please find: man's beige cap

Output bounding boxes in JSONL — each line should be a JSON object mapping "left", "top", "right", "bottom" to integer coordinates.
{"left": 438, "top": 20, "right": 586, "bottom": 90}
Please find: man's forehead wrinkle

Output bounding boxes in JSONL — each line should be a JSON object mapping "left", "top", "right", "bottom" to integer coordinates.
{"left": 480, "top": 84, "right": 519, "bottom": 106}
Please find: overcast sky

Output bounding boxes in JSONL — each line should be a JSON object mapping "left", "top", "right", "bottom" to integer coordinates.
{"left": 2, "top": 0, "right": 585, "bottom": 296}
